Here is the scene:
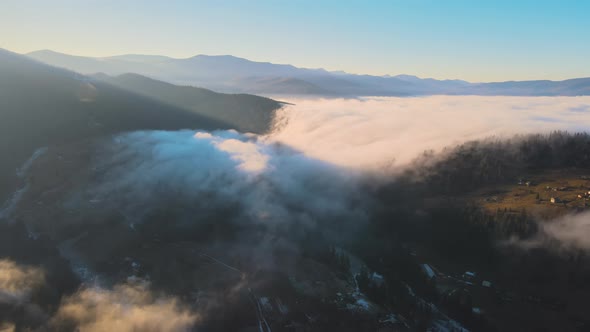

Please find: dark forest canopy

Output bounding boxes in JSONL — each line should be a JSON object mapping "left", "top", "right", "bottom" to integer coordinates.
{"left": 403, "top": 131, "right": 590, "bottom": 194}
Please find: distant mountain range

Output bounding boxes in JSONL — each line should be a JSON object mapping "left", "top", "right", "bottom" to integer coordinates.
{"left": 0, "top": 49, "right": 280, "bottom": 200}
{"left": 28, "top": 50, "right": 590, "bottom": 97}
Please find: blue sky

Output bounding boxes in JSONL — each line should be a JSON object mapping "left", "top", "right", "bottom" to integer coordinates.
{"left": 0, "top": 0, "right": 588, "bottom": 81}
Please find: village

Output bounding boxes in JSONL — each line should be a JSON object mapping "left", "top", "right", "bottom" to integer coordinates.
{"left": 479, "top": 170, "right": 590, "bottom": 217}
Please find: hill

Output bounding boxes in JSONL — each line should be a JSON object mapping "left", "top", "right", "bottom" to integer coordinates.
{"left": 0, "top": 49, "right": 279, "bottom": 200}
{"left": 27, "top": 50, "right": 590, "bottom": 97}
{"left": 94, "top": 73, "right": 281, "bottom": 134}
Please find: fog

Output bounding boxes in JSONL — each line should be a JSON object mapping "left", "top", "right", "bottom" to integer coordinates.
{"left": 541, "top": 212, "right": 590, "bottom": 251}
{"left": 513, "top": 212, "right": 590, "bottom": 252}
{"left": 268, "top": 96, "right": 590, "bottom": 170}
{"left": 0, "top": 259, "right": 197, "bottom": 331}
{"left": 50, "top": 281, "right": 198, "bottom": 332}
{"left": 0, "top": 260, "right": 47, "bottom": 328}
{"left": 85, "top": 96, "right": 590, "bottom": 248}
{"left": 88, "top": 129, "right": 367, "bottom": 231}
{"left": 0, "top": 259, "right": 44, "bottom": 303}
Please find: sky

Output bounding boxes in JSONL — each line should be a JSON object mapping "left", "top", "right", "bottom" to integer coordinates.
{"left": 0, "top": 0, "right": 588, "bottom": 81}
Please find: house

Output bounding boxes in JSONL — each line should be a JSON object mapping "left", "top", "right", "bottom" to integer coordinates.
{"left": 370, "top": 272, "right": 385, "bottom": 287}
{"left": 421, "top": 264, "right": 436, "bottom": 279}
{"left": 463, "top": 271, "right": 476, "bottom": 280}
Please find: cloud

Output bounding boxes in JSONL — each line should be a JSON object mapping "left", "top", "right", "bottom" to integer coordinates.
{"left": 0, "top": 259, "right": 44, "bottom": 303}
{"left": 502, "top": 211, "right": 590, "bottom": 253}
{"left": 515, "top": 212, "right": 590, "bottom": 252}
{"left": 200, "top": 131, "right": 270, "bottom": 173}
{"left": 87, "top": 129, "right": 367, "bottom": 232}
{"left": 268, "top": 96, "right": 590, "bottom": 171}
{"left": 76, "top": 96, "right": 590, "bottom": 250}
{"left": 0, "top": 260, "right": 197, "bottom": 331}
{"left": 0, "top": 259, "right": 47, "bottom": 328}
{"left": 542, "top": 213, "right": 590, "bottom": 250}
{"left": 50, "top": 281, "right": 198, "bottom": 332}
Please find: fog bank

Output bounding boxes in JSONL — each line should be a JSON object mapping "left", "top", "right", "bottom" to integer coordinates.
{"left": 269, "top": 96, "right": 590, "bottom": 170}
{"left": 88, "top": 130, "right": 367, "bottom": 231}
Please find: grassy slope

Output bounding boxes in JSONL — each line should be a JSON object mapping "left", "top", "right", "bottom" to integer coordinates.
{"left": 476, "top": 168, "right": 590, "bottom": 218}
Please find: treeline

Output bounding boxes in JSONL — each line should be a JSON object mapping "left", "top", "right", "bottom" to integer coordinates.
{"left": 409, "top": 131, "right": 590, "bottom": 194}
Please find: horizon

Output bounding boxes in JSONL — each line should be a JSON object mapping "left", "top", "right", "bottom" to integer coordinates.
{"left": 11, "top": 48, "right": 590, "bottom": 84}
{"left": 1, "top": 0, "right": 589, "bottom": 82}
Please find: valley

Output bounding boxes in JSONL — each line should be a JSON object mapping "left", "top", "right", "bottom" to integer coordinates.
{"left": 3, "top": 128, "right": 590, "bottom": 331}
{"left": 1, "top": 5, "right": 590, "bottom": 328}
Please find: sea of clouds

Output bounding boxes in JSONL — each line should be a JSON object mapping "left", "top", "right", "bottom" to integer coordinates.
{"left": 268, "top": 96, "right": 590, "bottom": 170}
{"left": 88, "top": 96, "right": 590, "bottom": 243}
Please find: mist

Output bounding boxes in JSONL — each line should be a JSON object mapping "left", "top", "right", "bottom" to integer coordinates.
{"left": 0, "top": 259, "right": 197, "bottom": 331}
{"left": 87, "top": 129, "right": 368, "bottom": 233}
{"left": 268, "top": 96, "right": 590, "bottom": 170}
{"left": 0, "top": 260, "right": 47, "bottom": 328}
{"left": 542, "top": 212, "right": 590, "bottom": 251}
{"left": 81, "top": 96, "right": 590, "bottom": 251}
{"left": 0, "top": 259, "right": 44, "bottom": 303}
{"left": 511, "top": 212, "right": 590, "bottom": 252}
{"left": 50, "top": 281, "right": 198, "bottom": 332}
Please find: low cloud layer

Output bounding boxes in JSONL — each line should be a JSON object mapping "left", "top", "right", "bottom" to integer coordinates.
{"left": 0, "top": 260, "right": 47, "bottom": 328}
{"left": 515, "top": 212, "right": 590, "bottom": 252}
{"left": 51, "top": 282, "right": 198, "bottom": 332}
{"left": 0, "top": 260, "right": 197, "bottom": 332}
{"left": 89, "top": 130, "right": 367, "bottom": 231}
{"left": 84, "top": 96, "right": 590, "bottom": 255}
{"left": 542, "top": 212, "right": 590, "bottom": 251}
{"left": 269, "top": 96, "right": 590, "bottom": 170}
{"left": 0, "top": 259, "right": 44, "bottom": 303}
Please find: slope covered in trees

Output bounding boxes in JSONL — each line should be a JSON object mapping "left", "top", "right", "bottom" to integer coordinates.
{"left": 94, "top": 73, "right": 281, "bottom": 134}
{"left": 0, "top": 49, "right": 280, "bottom": 201}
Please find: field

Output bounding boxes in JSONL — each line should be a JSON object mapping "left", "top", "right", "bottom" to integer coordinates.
{"left": 473, "top": 168, "right": 590, "bottom": 219}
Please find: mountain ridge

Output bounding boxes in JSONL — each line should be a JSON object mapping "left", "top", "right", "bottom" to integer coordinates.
{"left": 26, "top": 49, "right": 590, "bottom": 97}
{"left": 0, "top": 49, "right": 281, "bottom": 201}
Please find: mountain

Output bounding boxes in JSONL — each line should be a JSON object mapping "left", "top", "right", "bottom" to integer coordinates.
{"left": 93, "top": 73, "right": 281, "bottom": 134}
{"left": 0, "top": 49, "right": 280, "bottom": 200}
{"left": 469, "top": 77, "right": 590, "bottom": 96}
{"left": 27, "top": 50, "right": 590, "bottom": 97}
